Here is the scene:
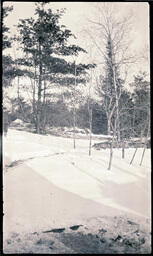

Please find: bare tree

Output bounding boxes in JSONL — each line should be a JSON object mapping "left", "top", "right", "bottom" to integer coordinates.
{"left": 87, "top": 3, "right": 136, "bottom": 142}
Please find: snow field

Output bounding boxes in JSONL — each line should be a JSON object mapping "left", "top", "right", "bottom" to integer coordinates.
{"left": 3, "top": 129, "right": 151, "bottom": 225}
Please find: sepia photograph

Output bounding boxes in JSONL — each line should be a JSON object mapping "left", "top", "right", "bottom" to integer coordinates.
{"left": 2, "top": 1, "right": 151, "bottom": 254}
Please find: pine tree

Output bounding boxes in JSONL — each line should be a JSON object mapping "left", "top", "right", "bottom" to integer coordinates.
{"left": 130, "top": 72, "right": 150, "bottom": 138}
{"left": 15, "top": 2, "right": 95, "bottom": 134}
{"left": 97, "top": 34, "right": 122, "bottom": 137}
{"left": 2, "top": 5, "right": 15, "bottom": 88}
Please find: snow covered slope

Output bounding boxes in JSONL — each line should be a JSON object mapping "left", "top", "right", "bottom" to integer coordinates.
{"left": 3, "top": 128, "right": 151, "bottom": 237}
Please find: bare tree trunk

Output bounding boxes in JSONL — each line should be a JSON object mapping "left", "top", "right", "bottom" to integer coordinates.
{"left": 88, "top": 59, "right": 93, "bottom": 156}
{"left": 108, "top": 141, "right": 113, "bottom": 170}
{"left": 117, "top": 109, "right": 120, "bottom": 142}
{"left": 107, "top": 116, "right": 111, "bottom": 135}
{"left": 89, "top": 108, "right": 92, "bottom": 156}
{"left": 73, "top": 107, "right": 76, "bottom": 149}
{"left": 72, "top": 61, "right": 77, "bottom": 149}
{"left": 32, "top": 58, "right": 37, "bottom": 127}
{"left": 122, "top": 139, "right": 125, "bottom": 159}
{"left": 17, "top": 76, "right": 25, "bottom": 121}
{"left": 112, "top": 65, "right": 120, "bottom": 143}
{"left": 36, "top": 43, "right": 42, "bottom": 134}
{"left": 42, "top": 79, "right": 47, "bottom": 133}
{"left": 17, "top": 76, "right": 20, "bottom": 119}
{"left": 108, "top": 116, "right": 117, "bottom": 170}
{"left": 140, "top": 148, "right": 146, "bottom": 166}
{"left": 140, "top": 119, "right": 150, "bottom": 166}
{"left": 130, "top": 148, "right": 138, "bottom": 165}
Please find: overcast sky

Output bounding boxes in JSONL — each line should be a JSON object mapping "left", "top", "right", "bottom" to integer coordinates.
{"left": 4, "top": 1, "right": 149, "bottom": 46}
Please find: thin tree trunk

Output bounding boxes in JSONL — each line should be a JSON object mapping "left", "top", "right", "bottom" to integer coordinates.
{"left": 112, "top": 64, "right": 120, "bottom": 143}
{"left": 108, "top": 116, "right": 116, "bottom": 170}
{"left": 108, "top": 141, "right": 113, "bottom": 170}
{"left": 36, "top": 42, "right": 42, "bottom": 134}
{"left": 17, "top": 76, "right": 25, "bottom": 121}
{"left": 107, "top": 116, "right": 111, "bottom": 135}
{"left": 140, "top": 119, "right": 150, "bottom": 166}
{"left": 139, "top": 148, "right": 146, "bottom": 166}
{"left": 130, "top": 148, "right": 138, "bottom": 165}
{"left": 116, "top": 107, "right": 120, "bottom": 142}
{"left": 32, "top": 57, "right": 37, "bottom": 127}
{"left": 42, "top": 79, "right": 47, "bottom": 133}
{"left": 122, "top": 139, "right": 125, "bottom": 159}
{"left": 73, "top": 107, "right": 76, "bottom": 149}
{"left": 17, "top": 76, "right": 20, "bottom": 119}
{"left": 73, "top": 61, "right": 77, "bottom": 149}
{"left": 88, "top": 61, "right": 93, "bottom": 156}
{"left": 89, "top": 108, "right": 92, "bottom": 156}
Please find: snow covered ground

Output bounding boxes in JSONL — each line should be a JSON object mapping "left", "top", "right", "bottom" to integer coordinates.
{"left": 3, "top": 128, "right": 151, "bottom": 253}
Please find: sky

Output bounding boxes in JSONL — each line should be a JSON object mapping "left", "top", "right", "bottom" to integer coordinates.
{"left": 3, "top": 1, "right": 149, "bottom": 50}
{"left": 3, "top": 1, "right": 150, "bottom": 100}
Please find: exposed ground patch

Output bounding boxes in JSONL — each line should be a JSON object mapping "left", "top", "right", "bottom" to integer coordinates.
{"left": 3, "top": 216, "right": 151, "bottom": 254}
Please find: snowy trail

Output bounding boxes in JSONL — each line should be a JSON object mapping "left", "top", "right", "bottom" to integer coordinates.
{"left": 3, "top": 129, "right": 151, "bottom": 237}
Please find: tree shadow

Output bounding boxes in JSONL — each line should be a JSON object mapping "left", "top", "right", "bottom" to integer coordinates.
{"left": 3, "top": 162, "right": 131, "bottom": 236}
{"left": 98, "top": 179, "right": 151, "bottom": 218}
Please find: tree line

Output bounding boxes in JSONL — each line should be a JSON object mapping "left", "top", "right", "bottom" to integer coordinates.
{"left": 2, "top": 2, "right": 150, "bottom": 143}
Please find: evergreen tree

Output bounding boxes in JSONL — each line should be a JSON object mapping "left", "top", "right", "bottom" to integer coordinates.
{"left": 130, "top": 72, "right": 150, "bottom": 137}
{"left": 15, "top": 2, "right": 95, "bottom": 133}
{"left": 97, "top": 34, "right": 122, "bottom": 138}
{"left": 2, "top": 5, "right": 14, "bottom": 88}
{"left": 2, "top": 5, "right": 13, "bottom": 50}
{"left": 118, "top": 89, "right": 134, "bottom": 139}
